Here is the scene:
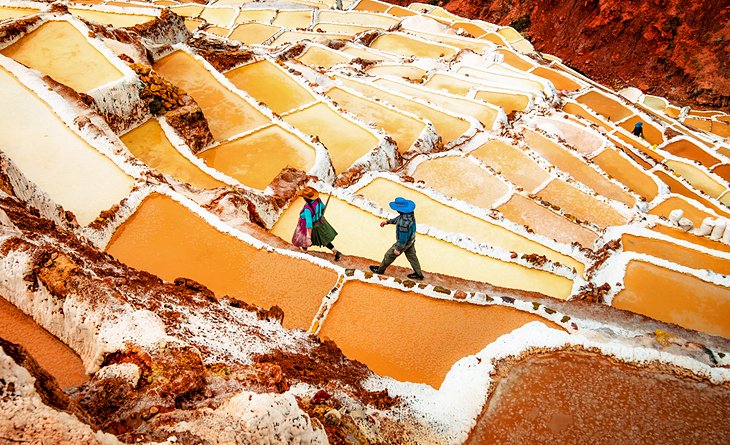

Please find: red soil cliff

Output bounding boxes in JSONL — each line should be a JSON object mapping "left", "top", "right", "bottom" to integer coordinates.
{"left": 392, "top": 0, "right": 730, "bottom": 111}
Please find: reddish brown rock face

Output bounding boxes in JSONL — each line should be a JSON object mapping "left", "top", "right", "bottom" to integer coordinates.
{"left": 388, "top": 0, "right": 729, "bottom": 111}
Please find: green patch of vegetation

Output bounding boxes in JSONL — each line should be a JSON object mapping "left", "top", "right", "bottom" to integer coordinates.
{"left": 510, "top": 14, "right": 531, "bottom": 32}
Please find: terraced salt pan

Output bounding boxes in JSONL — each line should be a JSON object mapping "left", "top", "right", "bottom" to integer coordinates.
{"left": 450, "top": 21, "right": 493, "bottom": 38}
{"left": 272, "top": 9, "right": 312, "bottom": 29}
{"left": 153, "top": 50, "right": 269, "bottom": 141}
{"left": 522, "top": 130, "right": 636, "bottom": 207}
{"left": 562, "top": 102, "right": 614, "bottom": 132}
{"left": 198, "top": 7, "right": 237, "bottom": 27}
{"left": 272, "top": 196, "right": 573, "bottom": 298}
{"left": 465, "top": 350, "right": 730, "bottom": 444}
{"left": 652, "top": 170, "right": 730, "bottom": 220}
{"left": 412, "top": 157, "right": 509, "bottom": 209}
{"left": 313, "top": 22, "right": 375, "bottom": 35}
{"left": 386, "top": 5, "right": 416, "bottom": 17}
{"left": 473, "top": 89, "right": 531, "bottom": 114}
{"left": 224, "top": 59, "right": 317, "bottom": 114}
{"left": 341, "top": 44, "right": 397, "bottom": 61}
{"left": 406, "top": 30, "right": 494, "bottom": 54}
{"left": 665, "top": 160, "right": 727, "bottom": 198}
{"left": 652, "top": 225, "right": 730, "bottom": 255}
{"left": 0, "top": 296, "right": 88, "bottom": 389}
{"left": 297, "top": 44, "right": 349, "bottom": 68}
{"left": 369, "top": 33, "right": 457, "bottom": 59}
{"left": 270, "top": 30, "right": 352, "bottom": 47}
{"left": 455, "top": 65, "right": 548, "bottom": 93}
{"left": 69, "top": 8, "right": 156, "bottom": 27}
{"left": 592, "top": 149, "right": 659, "bottom": 201}
{"left": 324, "top": 86, "right": 426, "bottom": 153}
{"left": 536, "top": 180, "right": 627, "bottom": 227}
{"left": 235, "top": 8, "right": 277, "bottom": 24}
{"left": 106, "top": 193, "right": 338, "bottom": 330}
{"left": 282, "top": 102, "right": 379, "bottom": 173}
{"left": 169, "top": 4, "right": 203, "bottom": 18}
{"left": 530, "top": 66, "right": 581, "bottom": 91}
{"left": 318, "top": 281, "right": 564, "bottom": 387}
{"left": 530, "top": 116, "right": 604, "bottom": 155}
{"left": 0, "top": 6, "right": 40, "bottom": 20}
{"left": 0, "top": 66, "right": 134, "bottom": 225}
{"left": 621, "top": 233, "right": 730, "bottom": 275}
{"left": 228, "top": 23, "right": 279, "bottom": 45}
{"left": 337, "top": 75, "right": 471, "bottom": 144}
{"left": 614, "top": 260, "right": 730, "bottom": 339}
{"left": 470, "top": 140, "right": 550, "bottom": 193}
{"left": 427, "top": 72, "right": 541, "bottom": 100}
{"left": 198, "top": 124, "right": 315, "bottom": 190}
{"left": 649, "top": 196, "right": 715, "bottom": 227}
{"left": 121, "top": 119, "right": 225, "bottom": 189}
{"left": 1, "top": 20, "right": 123, "bottom": 93}
{"left": 354, "top": 0, "right": 389, "bottom": 13}
{"left": 373, "top": 77, "right": 500, "bottom": 128}
{"left": 363, "top": 63, "right": 426, "bottom": 80}
{"left": 576, "top": 90, "right": 633, "bottom": 122}
{"left": 495, "top": 48, "right": 535, "bottom": 71}
{"left": 357, "top": 177, "right": 584, "bottom": 274}
{"left": 318, "top": 10, "right": 399, "bottom": 28}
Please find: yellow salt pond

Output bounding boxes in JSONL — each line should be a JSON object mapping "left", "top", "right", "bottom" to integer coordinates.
{"left": 169, "top": 5, "right": 203, "bottom": 18}
{"left": 363, "top": 64, "right": 426, "bottom": 80}
{"left": 313, "top": 23, "right": 375, "bottom": 36}
{"left": 341, "top": 45, "right": 396, "bottom": 61}
{"left": 648, "top": 196, "right": 714, "bottom": 227}
{"left": 1, "top": 21, "right": 123, "bottom": 93}
{"left": 530, "top": 66, "right": 581, "bottom": 90}
{"left": 0, "top": 67, "right": 134, "bottom": 225}
{"left": 297, "top": 45, "right": 350, "bottom": 68}
{"left": 473, "top": 89, "right": 531, "bottom": 114}
{"left": 228, "top": 23, "right": 280, "bottom": 45}
{"left": 198, "top": 124, "right": 315, "bottom": 189}
{"left": 106, "top": 194, "right": 338, "bottom": 330}
{"left": 661, "top": 139, "right": 719, "bottom": 168}
{"left": 665, "top": 160, "right": 726, "bottom": 199}
{"left": 408, "top": 31, "right": 494, "bottom": 53}
{"left": 153, "top": 51, "right": 269, "bottom": 141}
{"left": 523, "top": 130, "right": 636, "bottom": 207}
{"left": 319, "top": 281, "right": 564, "bottom": 387}
{"left": 199, "top": 7, "right": 237, "bottom": 27}
{"left": 621, "top": 233, "right": 730, "bottom": 275}
{"left": 235, "top": 9, "right": 277, "bottom": 24}
{"left": 358, "top": 178, "right": 583, "bottom": 274}
{"left": 224, "top": 60, "right": 316, "bottom": 114}
{"left": 497, "top": 195, "right": 598, "bottom": 248}
{"left": 413, "top": 157, "right": 509, "bottom": 209}
{"left": 337, "top": 76, "right": 470, "bottom": 144}
{"left": 427, "top": 72, "right": 538, "bottom": 98}
{"left": 537, "top": 180, "right": 627, "bottom": 227}
{"left": 653, "top": 171, "right": 730, "bottom": 220}
{"left": 272, "top": 10, "right": 312, "bottom": 29}
{"left": 614, "top": 260, "right": 730, "bottom": 339}
{"left": 470, "top": 140, "right": 550, "bottom": 193}
{"left": 496, "top": 48, "right": 535, "bottom": 71}
{"left": 354, "top": 0, "right": 389, "bottom": 12}
{"left": 563, "top": 102, "right": 614, "bottom": 132}
{"left": 270, "top": 31, "right": 351, "bottom": 47}
{"left": 325, "top": 87, "right": 426, "bottom": 153}
{"left": 455, "top": 66, "right": 546, "bottom": 93}
{"left": 451, "top": 21, "right": 493, "bottom": 38}
{"left": 592, "top": 149, "right": 659, "bottom": 201}
{"left": 318, "top": 10, "right": 399, "bottom": 28}
{"left": 652, "top": 225, "right": 730, "bottom": 255}
{"left": 282, "top": 102, "right": 378, "bottom": 172}
{"left": 386, "top": 5, "right": 417, "bottom": 16}
{"left": 369, "top": 33, "right": 457, "bottom": 59}
{"left": 272, "top": 196, "right": 574, "bottom": 298}
{"left": 204, "top": 26, "right": 229, "bottom": 37}
{"left": 618, "top": 115, "right": 664, "bottom": 145}
{"left": 576, "top": 90, "right": 633, "bottom": 122}
{"left": 121, "top": 119, "right": 224, "bottom": 189}
{"left": 373, "top": 77, "right": 499, "bottom": 127}
{"left": 69, "top": 8, "right": 156, "bottom": 27}
{"left": 0, "top": 6, "right": 40, "bottom": 20}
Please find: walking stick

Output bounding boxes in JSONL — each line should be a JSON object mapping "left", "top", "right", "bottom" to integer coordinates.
{"left": 321, "top": 193, "right": 332, "bottom": 217}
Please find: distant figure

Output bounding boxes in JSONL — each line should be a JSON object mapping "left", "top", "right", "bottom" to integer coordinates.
{"left": 292, "top": 187, "right": 341, "bottom": 261}
{"left": 632, "top": 121, "right": 645, "bottom": 139}
{"left": 370, "top": 197, "right": 424, "bottom": 280}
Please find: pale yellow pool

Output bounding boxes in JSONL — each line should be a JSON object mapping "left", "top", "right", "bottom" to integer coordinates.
{"left": 536, "top": 180, "right": 627, "bottom": 227}
{"left": 153, "top": 51, "right": 270, "bottom": 141}
{"left": 592, "top": 149, "right": 659, "bottom": 201}
{"left": 576, "top": 90, "right": 633, "bottom": 122}
{"left": 198, "top": 124, "right": 315, "bottom": 189}
{"left": 1, "top": 21, "right": 123, "bottom": 93}
{"left": 0, "top": 67, "right": 134, "bottom": 225}
{"left": 272, "top": 10, "right": 312, "bottom": 29}
{"left": 199, "top": 7, "right": 237, "bottom": 27}
{"left": 363, "top": 64, "right": 426, "bottom": 80}
{"left": 318, "top": 10, "right": 399, "bottom": 28}
{"left": 235, "top": 9, "right": 277, "bottom": 24}
{"left": 369, "top": 33, "right": 457, "bottom": 59}
{"left": 270, "top": 31, "right": 351, "bottom": 47}
{"left": 474, "top": 89, "right": 531, "bottom": 114}
{"left": 665, "top": 160, "right": 727, "bottom": 198}
{"left": 228, "top": 23, "right": 280, "bottom": 44}
{"left": 0, "top": 6, "right": 40, "bottom": 20}
{"left": 297, "top": 45, "right": 350, "bottom": 68}
{"left": 69, "top": 8, "right": 156, "bottom": 27}
{"left": 470, "top": 140, "right": 550, "bottom": 193}
{"left": 531, "top": 66, "right": 581, "bottom": 91}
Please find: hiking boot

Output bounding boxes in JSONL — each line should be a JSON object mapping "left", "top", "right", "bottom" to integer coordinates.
{"left": 334, "top": 251, "right": 342, "bottom": 261}
{"left": 369, "top": 265, "right": 382, "bottom": 274}
{"left": 407, "top": 272, "right": 424, "bottom": 280}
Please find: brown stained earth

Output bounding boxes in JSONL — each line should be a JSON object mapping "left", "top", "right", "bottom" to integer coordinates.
{"left": 465, "top": 349, "right": 730, "bottom": 444}
{"left": 318, "top": 280, "right": 565, "bottom": 388}
{"left": 105, "top": 193, "right": 338, "bottom": 330}
{"left": 0, "top": 297, "right": 88, "bottom": 389}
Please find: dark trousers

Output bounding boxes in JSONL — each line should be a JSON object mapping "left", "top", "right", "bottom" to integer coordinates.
{"left": 376, "top": 241, "right": 422, "bottom": 275}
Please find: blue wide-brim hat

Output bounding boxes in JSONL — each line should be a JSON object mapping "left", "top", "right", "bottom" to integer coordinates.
{"left": 389, "top": 197, "right": 416, "bottom": 213}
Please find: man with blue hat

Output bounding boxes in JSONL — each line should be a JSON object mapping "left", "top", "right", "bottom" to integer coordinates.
{"left": 369, "top": 197, "right": 424, "bottom": 280}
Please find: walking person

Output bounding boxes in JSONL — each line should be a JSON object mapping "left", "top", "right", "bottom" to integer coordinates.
{"left": 632, "top": 121, "right": 645, "bottom": 139}
{"left": 291, "top": 186, "right": 342, "bottom": 261}
{"left": 369, "top": 197, "right": 424, "bottom": 280}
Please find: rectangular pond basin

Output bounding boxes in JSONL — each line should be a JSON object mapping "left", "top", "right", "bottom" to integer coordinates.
{"left": 373, "top": 77, "right": 499, "bottom": 128}
{"left": 465, "top": 350, "right": 730, "bottom": 444}
{"left": 665, "top": 160, "right": 726, "bottom": 199}
{"left": 495, "top": 48, "right": 536, "bottom": 71}
{"left": 354, "top": 0, "right": 389, "bottom": 12}
{"left": 621, "top": 233, "right": 730, "bottom": 275}
{"left": 617, "top": 115, "right": 664, "bottom": 146}
{"left": 198, "top": 124, "right": 315, "bottom": 189}
{"left": 363, "top": 64, "right": 426, "bottom": 80}
{"left": 412, "top": 156, "right": 510, "bottom": 209}
{"left": 318, "top": 281, "right": 564, "bottom": 388}
{"left": 272, "top": 196, "right": 574, "bottom": 298}
{"left": 272, "top": 10, "right": 313, "bottom": 29}
{"left": 358, "top": 177, "right": 584, "bottom": 274}
{"left": 661, "top": 139, "right": 719, "bottom": 168}
{"left": 614, "top": 260, "right": 730, "bottom": 339}
{"left": 235, "top": 9, "right": 277, "bottom": 24}
{"left": 69, "top": 8, "right": 156, "bottom": 27}
{"left": 456, "top": 66, "right": 546, "bottom": 93}
{"left": 1, "top": 20, "right": 123, "bottom": 93}
{"left": 269, "top": 31, "right": 351, "bottom": 47}
{"left": 523, "top": 130, "right": 636, "bottom": 207}
{"left": 408, "top": 30, "right": 494, "bottom": 53}
{"left": 530, "top": 66, "right": 582, "bottom": 90}
{"left": 474, "top": 89, "right": 531, "bottom": 114}
{"left": 324, "top": 87, "right": 426, "bottom": 153}
{"left": 318, "top": 10, "right": 399, "bottom": 28}
{"left": 199, "top": 7, "right": 237, "bottom": 27}
{"left": 0, "top": 6, "right": 40, "bottom": 20}
{"left": 0, "top": 67, "right": 134, "bottom": 225}
{"left": 121, "top": 119, "right": 225, "bottom": 189}
{"left": 648, "top": 196, "right": 715, "bottom": 228}
{"left": 369, "top": 33, "right": 457, "bottom": 59}
{"left": 153, "top": 50, "right": 270, "bottom": 141}
{"left": 652, "top": 225, "right": 730, "bottom": 255}
{"left": 296, "top": 45, "right": 350, "bottom": 68}
{"left": 470, "top": 140, "right": 550, "bottom": 193}
{"left": 340, "top": 45, "right": 396, "bottom": 61}
{"left": 451, "top": 21, "right": 493, "bottom": 38}
{"left": 224, "top": 59, "right": 317, "bottom": 114}
{"left": 312, "top": 23, "right": 375, "bottom": 36}
{"left": 282, "top": 102, "right": 379, "bottom": 172}
{"left": 536, "top": 180, "right": 627, "bottom": 228}
{"left": 228, "top": 23, "right": 281, "bottom": 44}
{"left": 337, "top": 76, "right": 470, "bottom": 144}
{"left": 576, "top": 90, "right": 633, "bottom": 122}
{"left": 592, "top": 149, "right": 658, "bottom": 201}
{"left": 562, "top": 102, "right": 614, "bottom": 132}
{"left": 653, "top": 171, "right": 730, "bottom": 220}
{"left": 497, "top": 195, "right": 598, "bottom": 248}
{"left": 106, "top": 194, "right": 338, "bottom": 330}
{"left": 427, "top": 72, "right": 540, "bottom": 99}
